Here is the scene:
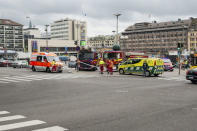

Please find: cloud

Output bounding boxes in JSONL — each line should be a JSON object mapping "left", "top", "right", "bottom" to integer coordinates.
{"left": 0, "top": 0, "right": 197, "bottom": 36}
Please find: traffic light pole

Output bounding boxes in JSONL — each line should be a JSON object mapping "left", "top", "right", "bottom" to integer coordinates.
{"left": 178, "top": 52, "right": 181, "bottom": 75}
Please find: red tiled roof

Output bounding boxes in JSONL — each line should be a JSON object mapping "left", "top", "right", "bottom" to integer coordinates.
{"left": 0, "top": 19, "right": 23, "bottom": 26}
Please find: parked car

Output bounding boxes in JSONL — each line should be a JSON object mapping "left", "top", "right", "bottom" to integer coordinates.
{"left": 12, "top": 60, "right": 28, "bottom": 68}
{"left": 59, "top": 56, "right": 70, "bottom": 64}
{"left": 0, "top": 59, "right": 12, "bottom": 67}
{"left": 68, "top": 61, "right": 76, "bottom": 68}
{"left": 186, "top": 68, "right": 197, "bottom": 84}
{"left": 163, "top": 58, "right": 174, "bottom": 71}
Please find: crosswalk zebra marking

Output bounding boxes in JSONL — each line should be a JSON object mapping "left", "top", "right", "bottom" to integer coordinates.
{"left": 0, "top": 115, "right": 26, "bottom": 122}
{"left": 32, "top": 126, "right": 68, "bottom": 131}
{"left": 0, "top": 111, "right": 9, "bottom": 115}
{"left": 0, "top": 110, "right": 68, "bottom": 131}
{"left": 0, "top": 120, "right": 46, "bottom": 131}
{"left": 0, "top": 73, "right": 98, "bottom": 84}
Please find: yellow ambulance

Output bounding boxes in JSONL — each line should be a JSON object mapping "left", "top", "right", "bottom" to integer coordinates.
{"left": 118, "top": 58, "right": 164, "bottom": 76}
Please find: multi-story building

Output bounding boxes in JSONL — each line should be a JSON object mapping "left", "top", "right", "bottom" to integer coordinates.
{"left": 121, "top": 18, "right": 197, "bottom": 55}
{"left": 50, "top": 18, "right": 87, "bottom": 42}
{"left": 87, "top": 35, "right": 115, "bottom": 50}
{"left": 188, "top": 31, "right": 197, "bottom": 52}
{"left": 0, "top": 19, "right": 23, "bottom": 51}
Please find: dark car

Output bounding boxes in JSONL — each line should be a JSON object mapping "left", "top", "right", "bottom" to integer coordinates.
{"left": 186, "top": 68, "right": 197, "bottom": 84}
{"left": 68, "top": 61, "right": 77, "bottom": 68}
{"left": 59, "top": 56, "right": 70, "bottom": 64}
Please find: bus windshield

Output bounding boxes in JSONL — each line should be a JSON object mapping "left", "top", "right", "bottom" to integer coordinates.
{"left": 79, "top": 52, "right": 94, "bottom": 60}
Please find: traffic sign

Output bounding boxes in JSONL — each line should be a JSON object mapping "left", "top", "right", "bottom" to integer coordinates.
{"left": 76, "top": 46, "right": 80, "bottom": 51}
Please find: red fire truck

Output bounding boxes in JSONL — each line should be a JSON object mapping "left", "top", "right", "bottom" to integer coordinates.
{"left": 78, "top": 49, "right": 100, "bottom": 71}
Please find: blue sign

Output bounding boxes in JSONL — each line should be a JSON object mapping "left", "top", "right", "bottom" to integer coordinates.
{"left": 76, "top": 46, "right": 80, "bottom": 51}
{"left": 65, "top": 47, "right": 68, "bottom": 52}
{"left": 32, "top": 41, "right": 38, "bottom": 52}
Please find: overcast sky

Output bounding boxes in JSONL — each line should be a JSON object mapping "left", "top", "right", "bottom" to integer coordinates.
{"left": 0, "top": 0, "right": 197, "bottom": 37}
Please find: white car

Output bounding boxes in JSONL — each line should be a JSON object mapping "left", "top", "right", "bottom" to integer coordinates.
{"left": 12, "top": 60, "right": 28, "bottom": 68}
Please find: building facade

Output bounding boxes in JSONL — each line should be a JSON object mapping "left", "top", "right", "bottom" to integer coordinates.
{"left": 87, "top": 35, "right": 115, "bottom": 50}
{"left": 0, "top": 19, "right": 23, "bottom": 51}
{"left": 50, "top": 18, "right": 87, "bottom": 42}
{"left": 188, "top": 31, "right": 197, "bottom": 52}
{"left": 120, "top": 18, "right": 197, "bottom": 55}
{"left": 26, "top": 38, "right": 77, "bottom": 56}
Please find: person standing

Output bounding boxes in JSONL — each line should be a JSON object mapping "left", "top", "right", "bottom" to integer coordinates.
{"left": 108, "top": 59, "right": 113, "bottom": 75}
{"left": 75, "top": 58, "right": 80, "bottom": 72}
{"left": 52, "top": 59, "right": 56, "bottom": 72}
{"left": 99, "top": 59, "right": 105, "bottom": 74}
{"left": 143, "top": 60, "right": 148, "bottom": 77}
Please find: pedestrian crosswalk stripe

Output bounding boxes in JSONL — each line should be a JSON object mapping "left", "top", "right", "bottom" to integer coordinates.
{"left": 0, "top": 120, "right": 46, "bottom": 131}
{"left": 0, "top": 81, "right": 9, "bottom": 84}
{"left": 0, "top": 73, "right": 99, "bottom": 84}
{"left": 0, "top": 111, "right": 9, "bottom": 115}
{"left": 0, "top": 78, "right": 20, "bottom": 83}
{"left": 32, "top": 126, "right": 68, "bottom": 131}
{"left": 0, "top": 115, "right": 26, "bottom": 122}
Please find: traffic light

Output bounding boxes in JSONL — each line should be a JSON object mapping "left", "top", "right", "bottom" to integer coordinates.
{"left": 74, "top": 40, "right": 78, "bottom": 45}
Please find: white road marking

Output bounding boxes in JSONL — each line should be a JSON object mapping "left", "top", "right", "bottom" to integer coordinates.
{"left": 0, "top": 115, "right": 26, "bottom": 122}
{"left": 0, "top": 120, "right": 46, "bottom": 131}
{"left": 0, "top": 111, "right": 9, "bottom": 115}
{"left": 0, "top": 81, "right": 9, "bottom": 83}
{"left": 32, "top": 126, "right": 68, "bottom": 131}
{"left": 0, "top": 78, "right": 19, "bottom": 83}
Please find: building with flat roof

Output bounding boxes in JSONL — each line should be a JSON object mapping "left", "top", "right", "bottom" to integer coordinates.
{"left": 87, "top": 35, "right": 115, "bottom": 51}
{"left": 121, "top": 17, "right": 197, "bottom": 55}
{"left": 51, "top": 18, "right": 87, "bottom": 42}
{"left": 0, "top": 19, "right": 23, "bottom": 51}
{"left": 26, "top": 38, "right": 77, "bottom": 56}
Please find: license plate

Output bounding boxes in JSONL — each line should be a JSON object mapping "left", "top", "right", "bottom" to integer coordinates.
{"left": 189, "top": 76, "right": 193, "bottom": 79}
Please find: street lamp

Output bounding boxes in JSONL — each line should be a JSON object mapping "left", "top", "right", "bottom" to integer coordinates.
{"left": 114, "top": 13, "right": 121, "bottom": 45}
{"left": 45, "top": 25, "right": 49, "bottom": 52}
{"left": 112, "top": 30, "right": 116, "bottom": 45}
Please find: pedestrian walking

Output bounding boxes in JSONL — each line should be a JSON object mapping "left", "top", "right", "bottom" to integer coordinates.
{"left": 108, "top": 59, "right": 113, "bottom": 75}
{"left": 143, "top": 60, "right": 148, "bottom": 77}
{"left": 75, "top": 58, "right": 80, "bottom": 72}
{"left": 99, "top": 59, "right": 105, "bottom": 74}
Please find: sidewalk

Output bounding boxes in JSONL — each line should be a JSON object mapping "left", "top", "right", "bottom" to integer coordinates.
{"left": 162, "top": 68, "right": 187, "bottom": 78}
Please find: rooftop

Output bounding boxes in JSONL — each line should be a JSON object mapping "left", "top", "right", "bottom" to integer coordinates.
{"left": 0, "top": 19, "right": 23, "bottom": 26}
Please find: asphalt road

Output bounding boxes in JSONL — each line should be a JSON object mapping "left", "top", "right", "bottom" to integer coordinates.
{"left": 0, "top": 67, "right": 196, "bottom": 131}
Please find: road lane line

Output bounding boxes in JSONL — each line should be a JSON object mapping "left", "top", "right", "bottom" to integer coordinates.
{"left": 0, "top": 79, "right": 19, "bottom": 83}
{"left": 0, "top": 111, "right": 9, "bottom": 115}
{"left": 0, "top": 115, "right": 26, "bottom": 122}
{"left": 0, "top": 120, "right": 46, "bottom": 131}
{"left": 0, "top": 81, "right": 9, "bottom": 83}
{"left": 32, "top": 126, "right": 68, "bottom": 131}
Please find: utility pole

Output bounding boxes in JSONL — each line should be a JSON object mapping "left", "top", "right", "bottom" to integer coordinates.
{"left": 45, "top": 25, "right": 49, "bottom": 52}
{"left": 114, "top": 13, "right": 121, "bottom": 45}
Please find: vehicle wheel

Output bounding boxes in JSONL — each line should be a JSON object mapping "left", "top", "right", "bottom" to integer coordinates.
{"left": 32, "top": 66, "right": 36, "bottom": 72}
{"left": 119, "top": 69, "right": 125, "bottom": 75}
{"left": 154, "top": 74, "right": 159, "bottom": 77}
{"left": 46, "top": 67, "right": 51, "bottom": 73}
{"left": 145, "top": 71, "right": 150, "bottom": 77}
{"left": 191, "top": 80, "right": 196, "bottom": 84}
{"left": 59, "top": 70, "right": 63, "bottom": 73}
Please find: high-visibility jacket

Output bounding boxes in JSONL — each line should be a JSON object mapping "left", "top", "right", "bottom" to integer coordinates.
{"left": 99, "top": 60, "right": 105, "bottom": 65}
{"left": 52, "top": 61, "right": 56, "bottom": 65}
